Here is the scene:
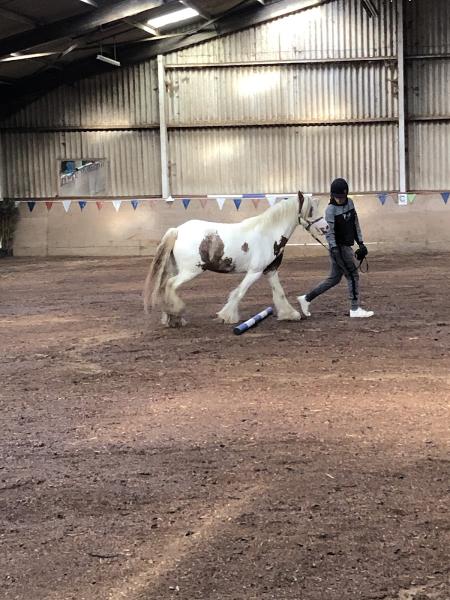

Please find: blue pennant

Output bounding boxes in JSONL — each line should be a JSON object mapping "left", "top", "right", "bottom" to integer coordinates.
{"left": 182, "top": 198, "right": 191, "bottom": 209}
{"left": 234, "top": 198, "right": 242, "bottom": 210}
{"left": 27, "top": 201, "right": 36, "bottom": 212}
{"left": 78, "top": 201, "right": 87, "bottom": 211}
{"left": 441, "top": 192, "right": 450, "bottom": 205}
{"left": 378, "top": 193, "right": 388, "bottom": 206}
{"left": 131, "top": 199, "right": 139, "bottom": 210}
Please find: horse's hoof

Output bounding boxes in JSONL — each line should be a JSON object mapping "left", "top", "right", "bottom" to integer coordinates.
{"left": 216, "top": 311, "right": 240, "bottom": 325}
{"left": 277, "top": 310, "right": 301, "bottom": 321}
{"left": 167, "top": 314, "right": 186, "bottom": 328}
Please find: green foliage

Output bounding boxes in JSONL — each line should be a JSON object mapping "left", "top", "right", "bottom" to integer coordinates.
{"left": 0, "top": 199, "right": 19, "bottom": 257}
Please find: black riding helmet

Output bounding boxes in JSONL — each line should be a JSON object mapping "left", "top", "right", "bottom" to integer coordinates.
{"left": 330, "top": 178, "right": 349, "bottom": 201}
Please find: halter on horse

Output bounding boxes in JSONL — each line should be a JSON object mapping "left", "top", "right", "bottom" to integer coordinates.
{"left": 143, "top": 191, "right": 327, "bottom": 327}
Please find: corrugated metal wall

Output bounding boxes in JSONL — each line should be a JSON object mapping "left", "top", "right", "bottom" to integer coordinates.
{"left": 0, "top": 0, "right": 448, "bottom": 198}
{"left": 167, "top": 63, "right": 398, "bottom": 125}
{"left": 1, "top": 130, "right": 161, "bottom": 197}
{"left": 405, "top": 0, "right": 450, "bottom": 191}
{"left": 169, "top": 124, "right": 398, "bottom": 195}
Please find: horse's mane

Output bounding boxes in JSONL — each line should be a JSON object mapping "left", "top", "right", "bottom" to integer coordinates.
{"left": 241, "top": 195, "right": 299, "bottom": 230}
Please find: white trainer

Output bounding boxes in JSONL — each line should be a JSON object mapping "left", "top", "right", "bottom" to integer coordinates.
{"left": 350, "top": 307, "right": 374, "bottom": 318}
{"left": 297, "top": 294, "right": 311, "bottom": 317}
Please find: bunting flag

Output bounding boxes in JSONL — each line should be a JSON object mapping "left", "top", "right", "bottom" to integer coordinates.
{"left": 131, "top": 199, "right": 139, "bottom": 210}
{"left": 378, "top": 193, "right": 388, "bottom": 206}
{"left": 79, "top": 201, "right": 87, "bottom": 211}
{"left": 62, "top": 200, "right": 72, "bottom": 213}
{"left": 96, "top": 201, "right": 103, "bottom": 210}
{"left": 15, "top": 201, "right": 21, "bottom": 208}
{"left": 398, "top": 193, "right": 408, "bottom": 206}
{"left": 251, "top": 198, "right": 260, "bottom": 209}
{"left": 199, "top": 197, "right": 208, "bottom": 209}
{"left": 407, "top": 193, "right": 416, "bottom": 204}
{"left": 112, "top": 200, "right": 121, "bottom": 212}
{"left": 182, "top": 198, "right": 191, "bottom": 209}
{"left": 266, "top": 195, "right": 277, "bottom": 207}
{"left": 216, "top": 197, "right": 226, "bottom": 210}
{"left": 441, "top": 192, "right": 449, "bottom": 205}
{"left": 234, "top": 198, "right": 242, "bottom": 210}
{"left": 45, "top": 201, "right": 53, "bottom": 211}
{"left": 27, "top": 201, "right": 36, "bottom": 212}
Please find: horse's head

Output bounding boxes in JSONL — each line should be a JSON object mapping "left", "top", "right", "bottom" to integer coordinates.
{"left": 297, "top": 191, "right": 328, "bottom": 246}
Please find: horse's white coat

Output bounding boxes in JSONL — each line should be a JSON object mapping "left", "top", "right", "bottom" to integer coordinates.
{"left": 144, "top": 194, "right": 326, "bottom": 326}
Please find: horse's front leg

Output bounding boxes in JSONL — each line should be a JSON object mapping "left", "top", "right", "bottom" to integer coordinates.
{"left": 266, "top": 269, "right": 301, "bottom": 321}
{"left": 217, "top": 271, "right": 263, "bottom": 324}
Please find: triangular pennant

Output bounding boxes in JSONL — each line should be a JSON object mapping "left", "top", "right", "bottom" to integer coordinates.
{"left": 131, "top": 199, "right": 139, "bottom": 210}
{"left": 112, "top": 200, "right": 122, "bottom": 212}
{"left": 216, "top": 197, "right": 226, "bottom": 210}
{"left": 441, "top": 192, "right": 450, "bottom": 205}
{"left": 45, "top": 201, "right": 53, "bottom": 211}
{"left": 27, "top": 201, "right": 36, "bottom": 212}
{"left": 200, "top": 198, "right": 208, "bottom": 209}
{"left": 182, "top": 198, "right": 191, "bottom": 209}
{"left": 251, "top": 198, "right": 260, "bottom": 209}
{"left": 407, "top": 193, "right": 416, "bottom": 204}
{"left": 96, "top": 201, "right": 103, "bottom": 210}
{"left": 78, "top": 200, "right": 87, "bottom": 211}
{"left": 14, "top": 201, "right": 21, "bottom": 208}
{"left": 234, "top": 198, "right": 242, "bottom": 210}
{"left": 378, "top": 193, "right": 388, "bottom": 206}
{"left": 266, "top": 195, "right": 277, "bottom": 207}
{"left": 62, "top": 200, "right": 72, "bottom": 213}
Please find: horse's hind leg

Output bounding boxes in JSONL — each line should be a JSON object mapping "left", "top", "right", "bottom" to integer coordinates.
{"left": 266, "top": 270, "right": 300, "bottom": 321}
{"left": 163, "top": 269, "right": 200, "bottom": 327}
{"left": 217, "top": 271, "right": 262, "bottom": 324}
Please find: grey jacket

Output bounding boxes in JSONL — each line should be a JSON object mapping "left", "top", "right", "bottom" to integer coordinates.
{"left": 325, "top": 198, "right": 363, "bottom": 249}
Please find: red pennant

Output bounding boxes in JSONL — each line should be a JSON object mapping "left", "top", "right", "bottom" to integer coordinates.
{"left": 252, "top": 198, "right": 260, "bottom": 209}
{"left": 199, "top": 198, "right": 208, "bottom": 209}
{"left": 96, "top": 201, "right": 103, "bottom": 210}
{"left": 45, "top": 201, "right": 53, "bottom": 211}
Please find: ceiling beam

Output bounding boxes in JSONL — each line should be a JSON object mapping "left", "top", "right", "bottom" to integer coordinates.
{"left": 0, "top": 0, "right": 165, "bottom": 58}
{"left": 179, "top": 0, "right": 212, "bottom": 20}
{"left": 0, "top": 7, "right": 40, "bottom": 27}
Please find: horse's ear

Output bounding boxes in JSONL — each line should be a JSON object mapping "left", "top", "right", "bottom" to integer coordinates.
{"left": 297, "top": 191, "right": 304, "bottom": 212}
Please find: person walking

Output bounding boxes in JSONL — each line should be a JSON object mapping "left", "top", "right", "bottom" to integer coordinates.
{"left": 298, "top": 178, "right": 374, "bottom": 318}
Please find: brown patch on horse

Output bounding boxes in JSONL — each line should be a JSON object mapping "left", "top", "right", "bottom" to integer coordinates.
{"left": 198, "top": 233, "right": 235, "bottom": 273}
{"left": 264, "top": 252, "right": 284, "bottom": 274}
{"left": 298, "top": 190, "right": 304, "bottom": 214}
{"left": 273, "top": 235, "right": 288, "bottom": 256}
{"left": 241, "top": 242, "right": 249, "bottom": 253}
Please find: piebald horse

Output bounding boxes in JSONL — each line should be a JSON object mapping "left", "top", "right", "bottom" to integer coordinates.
{"left": 143, "top": 192, "right": 327, "bottom": 327}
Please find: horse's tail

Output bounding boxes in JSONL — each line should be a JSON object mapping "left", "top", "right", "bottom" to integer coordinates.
{"left": 143, "top": 228, "right": 178, "bottom": 314}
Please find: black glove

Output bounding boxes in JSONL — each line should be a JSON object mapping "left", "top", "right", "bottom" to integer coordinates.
{"left": 355, "top": 243, "right": 368, "bottom": 261}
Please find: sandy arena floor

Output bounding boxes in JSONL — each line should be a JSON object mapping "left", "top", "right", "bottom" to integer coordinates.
{"left": 0, "top": 255, "right": 449, "bottom": 600}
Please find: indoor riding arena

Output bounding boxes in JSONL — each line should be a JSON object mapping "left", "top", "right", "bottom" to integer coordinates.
{"left": 0, "top": 2, "right": 449, "bottom": 600}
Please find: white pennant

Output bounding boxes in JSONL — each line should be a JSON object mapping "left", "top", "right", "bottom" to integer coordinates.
{"left": 112, "top": 200, "right": 122, "bottom": 212}
{"left": 15, "top": 201, "right": 21, "bottom": 208}
{"left": 216, "top": 197, "right": 226, "bottom": 210}
{"left": 266, "top": 195, "right": 277, "bottom": 207}
{"left": 62, "top": 200, "right": 72, "bottom": 213}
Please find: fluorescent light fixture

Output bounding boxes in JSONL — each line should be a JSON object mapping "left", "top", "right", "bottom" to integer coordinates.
{"left": 0, "top": 52, "right": 57, "bottom": 62}
{"left": 147, "top": 7, "right": 199, "bottom": 28}
{"left": 79, "top": 0, "right": 98, "bottom": 6}
{"left": 96, "top": 54, "right": 121, "bottom": 67}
